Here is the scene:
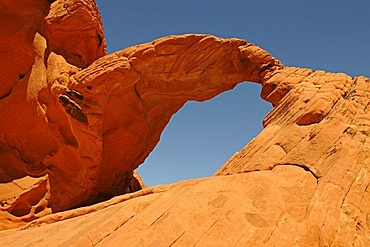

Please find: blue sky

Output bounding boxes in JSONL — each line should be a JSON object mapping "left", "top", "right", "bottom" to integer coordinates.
{"left": 95, "top": 0, "right": 370, "bottom": 186}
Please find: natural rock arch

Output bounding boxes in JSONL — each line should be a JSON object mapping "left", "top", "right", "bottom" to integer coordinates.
{"left": 137, "top": 82, "right": 270, "bottom": 186}
{"left": 0, "top": 0, "right": 280, "bottom": 229}
{"left": 1, "top": 1, "right": 370, "bottom": 246}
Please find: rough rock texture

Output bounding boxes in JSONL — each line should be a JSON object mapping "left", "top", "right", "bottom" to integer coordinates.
{"left": 0, "top": 167, "right": 317, "bottom": 246}
{"left": 215, "top": 67, "right": 370, "bottom": 246}
{"left": 1, "top": 0, "right": 370, "bottom": 246}
{"left": 0, "top": 0, "right": 280, "bottom": 230}
{"left": 45, "top": 0, "right": 106, "bottom": 67}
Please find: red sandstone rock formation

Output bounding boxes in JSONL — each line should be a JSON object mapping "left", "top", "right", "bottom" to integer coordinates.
{"left": 0, "top": 0, "right": 279, "bottom": 230}
{"left": 1, "top": 0, "right": 369, "bottom": 246}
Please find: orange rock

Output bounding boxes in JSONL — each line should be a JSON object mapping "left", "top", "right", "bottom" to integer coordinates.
{"left": 0, "top": 166, "right": 318, "bottom": 246}
{"left": 216, "top": 69, "right": 370, "bottom": 246}
{"left": 1, "top": 0, "right": 369, "bottom": 246}
{"left": 45, "top": 0, "right": 106, "bottom": 67}
{"left": 0, "top": 0, "right": 280, "bottom": 230}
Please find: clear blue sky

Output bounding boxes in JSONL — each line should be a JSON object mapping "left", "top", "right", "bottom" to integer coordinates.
{"left": 95, "top": 0, "right": 370, "bottom": 186}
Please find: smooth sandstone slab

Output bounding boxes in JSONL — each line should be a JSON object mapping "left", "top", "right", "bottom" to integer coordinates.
{"left": 0, "top": 165, "right": 317, "bottom": 247}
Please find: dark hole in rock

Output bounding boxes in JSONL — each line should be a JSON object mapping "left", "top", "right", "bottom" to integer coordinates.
{"left": 11, "top": 201, "right": 30, "bottom": 217}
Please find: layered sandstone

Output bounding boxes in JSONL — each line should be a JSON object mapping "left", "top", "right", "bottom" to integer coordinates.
{"left": 1, "top": 0, "right": 369, "bottom": 246}
{"left": 216, "top": 68, "right": 370, "bottom": 246}
{"left": 0, "top": 0, "right": 280, "bottom": 230}
{"left": 0, "top": 168, "right": 317, "bottom": 246}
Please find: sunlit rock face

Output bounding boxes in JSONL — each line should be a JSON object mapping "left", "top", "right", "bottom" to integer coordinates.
{"left": 0, "top": 0, "right": 279, "bottom": 230}
{"left": 216, "top": 68, "right": 370, "bottom": 246}
{"left": 1, "top": 1, "right": 369, "bottom": 246}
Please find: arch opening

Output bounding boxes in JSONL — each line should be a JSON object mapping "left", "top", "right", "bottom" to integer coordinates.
{"left": 136, "top": 82, "right": 272, "bottom": 186}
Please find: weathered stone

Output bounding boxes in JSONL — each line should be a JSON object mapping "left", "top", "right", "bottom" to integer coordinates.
{"left": 0, "top": 0, "right": 280, "bottom": 230}
{"left": 1, "top": 0, "right": 369, "bottom": 246}
{"left": 45, "top": 0, "right": 106, "bottom": 67}
{"left": 216, "top": 68, "right": 370, "bottom": 246}
{"left": 0, "top": 166, "right": 318, "bottom": 246}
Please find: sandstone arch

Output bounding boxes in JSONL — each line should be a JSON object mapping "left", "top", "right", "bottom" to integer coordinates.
{"left": 1, "top": 1, "right": 370, "bottom": 246}
{"left": 136, "top": 82, "right": 269, "bottom": 186}
{"left": 0, "top": 0, "right": 280, "bottom": 229}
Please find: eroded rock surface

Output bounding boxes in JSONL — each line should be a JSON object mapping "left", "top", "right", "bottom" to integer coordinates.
{"left": 216, "top": 67, "right": 370, "bottom": 246}
{"left": 0, "top": 166, "right": 317, "bottom": 246}
{"left": 0, "top": 0, "right": 280, "bottom": 230}
{"left": 1, "top": 0, "right": 369, "bottom": 246}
